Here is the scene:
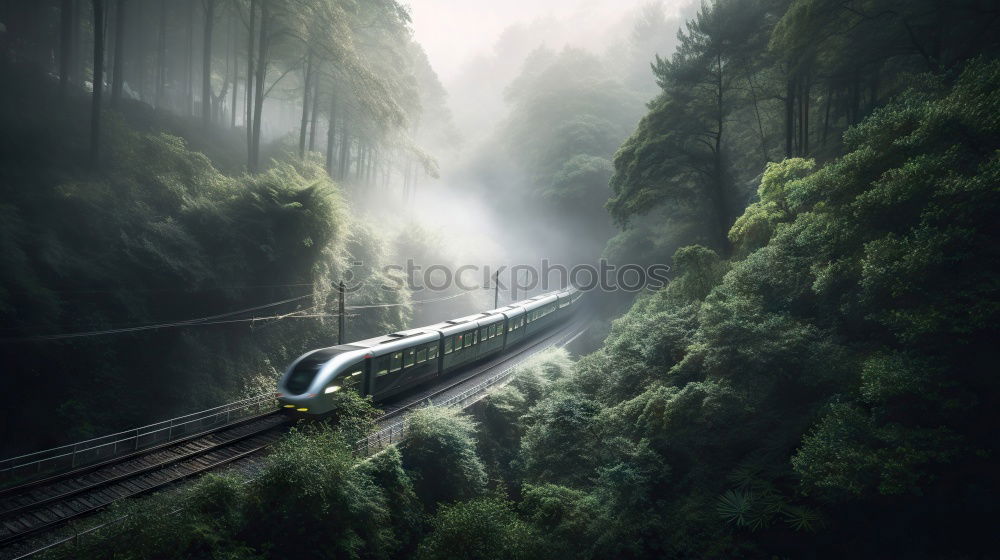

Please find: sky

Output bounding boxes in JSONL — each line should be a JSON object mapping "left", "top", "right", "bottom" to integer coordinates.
{"left": 404, "top": 0, "right": 681, "bottom": 84}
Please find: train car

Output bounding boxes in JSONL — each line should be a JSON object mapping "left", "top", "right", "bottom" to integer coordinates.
{"left": 521, "top": 294, "right": 560, "bottom": 338}
{"left": 365, "top": 329, "right": 441, "bottom": 401}
{"left": 434, "top": 315, "right": 482, "bottom": 373}
{"left": 494, "top": 304, "right": 527, "bottom": 347}
{"left": 278, "top": 287, "right": 582, "bottom": 415}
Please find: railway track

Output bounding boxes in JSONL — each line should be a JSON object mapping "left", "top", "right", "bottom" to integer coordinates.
{"left": 0, "top": 310, "right": 592, "bottom": 557}
{"left": 0, "top": 411, "right": 290, "bottom": 548}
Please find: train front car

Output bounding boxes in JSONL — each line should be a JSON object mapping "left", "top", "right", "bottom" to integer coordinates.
{"left": 277, "top": 345, "right": 368, "bottom": 415}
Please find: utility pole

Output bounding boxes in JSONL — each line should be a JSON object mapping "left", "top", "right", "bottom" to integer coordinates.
{"left": 494, "top": 269, "right": 500, "bottom": 309}
{"left": 337, "top": 281, "right": 345, "bottom": 344}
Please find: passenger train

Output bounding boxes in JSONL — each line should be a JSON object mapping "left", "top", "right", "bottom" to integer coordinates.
{"left": 277, "top": 287, "right": 583, "bottom": 415}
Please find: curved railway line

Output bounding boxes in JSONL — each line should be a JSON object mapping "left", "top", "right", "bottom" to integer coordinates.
{"left": 0, "top": 412, "right": 289, "bottom": 548}
{"left": 0, "top": 309, "right": 591, "bottom": 558}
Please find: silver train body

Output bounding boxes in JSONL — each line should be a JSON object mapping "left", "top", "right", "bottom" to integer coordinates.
{"left": 277, "top": 287, "right": 583, "bottom": 415}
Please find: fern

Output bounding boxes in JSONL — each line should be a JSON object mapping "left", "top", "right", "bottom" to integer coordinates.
{"left": 716, "top": 489, "right": 754, "bottom": 527}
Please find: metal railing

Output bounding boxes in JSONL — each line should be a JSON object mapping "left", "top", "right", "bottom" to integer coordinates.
{"left": 0, "top": 393, "right": 278, "bottom": 486}
{"left": 7, "top": 332, "right": 578, "bottom": 559}
{"left": 353, "top": 357, "right": 529, "bottom": 457}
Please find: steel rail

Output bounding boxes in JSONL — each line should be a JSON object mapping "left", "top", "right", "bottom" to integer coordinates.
{"left": 0, "top": 414, "right": 290, "bottom": 548}
{"left": 2, "top": 309, "right": 591, "bottom": 558}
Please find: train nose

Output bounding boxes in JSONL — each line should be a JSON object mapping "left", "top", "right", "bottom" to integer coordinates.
{"left": 278, "top": 392, "right": 316, "bottom": 413}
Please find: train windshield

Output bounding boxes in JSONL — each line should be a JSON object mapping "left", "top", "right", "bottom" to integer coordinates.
{"left": 285, "top": 349, "right": 344, "bottom": 394}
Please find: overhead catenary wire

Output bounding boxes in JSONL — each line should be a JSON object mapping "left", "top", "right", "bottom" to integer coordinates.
{"left": 0, "top": 289, "right": 474, "bottom": 343}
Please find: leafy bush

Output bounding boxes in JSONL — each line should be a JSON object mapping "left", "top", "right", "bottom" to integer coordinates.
{"left": 416, "top": 497, "right": 547, "bottom": 560}
{"left": 399, "top": 406, "right": 488, "bottom": 508}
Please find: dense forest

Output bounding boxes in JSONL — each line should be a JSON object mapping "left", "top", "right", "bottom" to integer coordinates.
{"left": 2, "top": 0, "right": 1000, "bottom": 557}
{"left": 0, "top": 0, "right": 450, "bottom": 454}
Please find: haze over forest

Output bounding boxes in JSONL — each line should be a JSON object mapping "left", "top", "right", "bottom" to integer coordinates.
{"left": 0, "top": 0, "right": 997, "bottom": 558}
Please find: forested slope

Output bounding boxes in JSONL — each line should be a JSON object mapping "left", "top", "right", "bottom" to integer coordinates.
{"left": 0, "top": 0, "right": 448, "bottom": 456}
{"left": 0, "top": 72, "right": 408, "bottom": 456}
{"left": 471, "top": 59, "right": 998, "bottom": 558}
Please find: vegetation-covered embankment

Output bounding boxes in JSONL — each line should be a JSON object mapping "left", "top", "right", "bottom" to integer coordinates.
{"left": 0, "top": 71, "right": 410, "bottom": 456}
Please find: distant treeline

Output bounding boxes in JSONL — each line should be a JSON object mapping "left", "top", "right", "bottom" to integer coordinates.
{"left": 607, "top": 0, "right": 1000, "bottom": 262}
{"left": 0, "top": 0, "right": 453, "bottom": 184}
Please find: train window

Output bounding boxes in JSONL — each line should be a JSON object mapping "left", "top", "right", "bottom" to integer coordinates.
{"left": 416, "top": 347, "right": 427, "bottom": 363}
{"left": 404, "top": 348, "right": 415, "bottom": 368}
{"left": 488, "top": 324, "right": 495, "bottom": 338}
{"left": 390, "top": 352, "right": 402, "bottom": 372}
{"left": 429, "top": 344, "right": 439, "bottom": 360}
{"left": 480, "top": 327, "right": 487, "bottom": 340}
{"left": 375, "top": 356, "right": 390, "bottom": 376}
{"left": 464, "top": 333, "right": 473, "bottom": 348}
{"left": 455, "top": 335, "right": 463, "bottom": 350}
{"left": 444, "top": 338, "right": 453, "bottom": 354}
{"left": 473, "top": 330, "right": 479, "bottom": 344}
{"left": 343, "top": 369, "right": 362, "bottom": 391}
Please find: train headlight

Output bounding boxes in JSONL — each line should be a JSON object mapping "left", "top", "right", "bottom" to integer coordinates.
{"left": 296, "top": 408, "right": 308, "bottom": 412}
{"left": 324, "top": 385, "right": 341, "bottom": 394}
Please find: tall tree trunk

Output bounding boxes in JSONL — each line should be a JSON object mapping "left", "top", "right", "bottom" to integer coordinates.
{"left": 784, "top": 73, "right": 795, "bottom": 158}
{"left": 155, "top": 0, "right": 166, "bottom": 108}
{"left": 245, "top": 0, "right": 256, "bottom": 161}
{"left": 90, "top": 0, "right": 106, "bottom": 166}
{"left": 185, "top": 0, "right": 194, "bottom": 116}
{"left": 230, "top": 27, "right": 238, "bottom": 128}
{"left": 713, "top": 51, "right": 730, "bottom": 254}
{"left": 803, "top": 75, "right": 810, "bottom": 155}
{"left": 229, "top": 10, "right": 237, "bottom": 128}
{"left": 338, "top": 113, "right": 350, "bottom": 180}
{"left": 298, "top": 50, "right": 312, "bottom": 158}
{"left": 355, "top": 144, "right": 364, "bottom": 182}
{"left": 201, "top": 0, "right": 214, "bottom": 127}
{"left": 325, "top": 92, "right": 337, "bottom": 174}
{"left": 822, "top": 85, "right": 832, "bottom": 147}
{"left": 71, "top": 0, "right": 83, "bottom": 83}
{"left": 742, "top": 58, "right": 767, "bottom": 164}
{"left": 110, "top": 0, "right": 125, "bottom": 106}
{"left": 850, "top": 71, "right": 860, "bottom": 125}
{"left": 402, "top": 158, "right": 411, "bottom": 199}
{"left": 796, "top": 79, "right": 802, "bottom": 155}
{"left": 59, "top": 0, "right": 74, "bottom": 98}
{"left": 249, "top": 1, "right": 268, "bottom": 173}
{"left": 308, "top": 76, "right": 320, "bottom": 151}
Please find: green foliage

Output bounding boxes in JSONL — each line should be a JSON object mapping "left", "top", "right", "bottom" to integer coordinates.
{"left": 728, "top": 158, "right": 815, "bottom": 254}
{"left": 481, "top": 56, "right": 1000, "bottom": 559}
{"left": 359, "top": 447, "right": 426, "bottom": 555}
{"left": 416, "top": 497, "right": 547, "bottom": 560}
{"left": 609, "top": 0, "right": 773, "bottom": 250}
{"left": 399, "top": 406, "right": 488, "bottom": 508}
{"left": 477, "top": 349, "right": 575, "bottom": 483}
{"left": 519, "top": 483, "right": 600, "bottom": 558}
{"left": 0, "top": 100, "right": 412, "bottom": 453}
{"left": 247, "top": 424, "right": 398, "bottom": 559}
{"left": 517, "top": 391, "right": 604, "bottom": 488}
{"left": 321, "top": 390, "right": 383, "bottom": 442}
{"left": 44, "top": 473, "right": 261, "bottom": 560}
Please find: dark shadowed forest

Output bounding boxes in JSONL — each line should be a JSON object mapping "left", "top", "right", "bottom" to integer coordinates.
{"left": 1, "top": 0, "right": 999, "bottom": 558}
